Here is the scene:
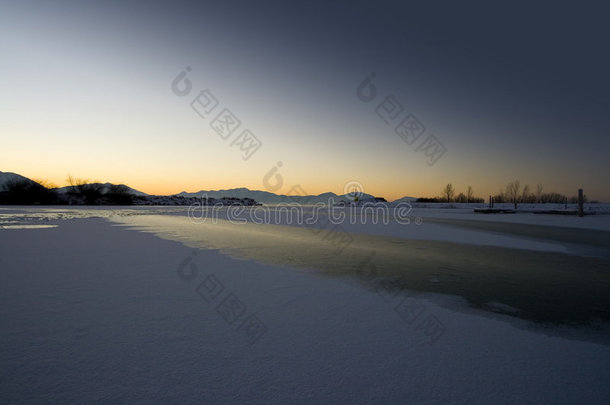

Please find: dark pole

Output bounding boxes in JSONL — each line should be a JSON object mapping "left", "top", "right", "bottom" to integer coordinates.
{"left": 578, "top": 189, "right": 584, "bottom": 217}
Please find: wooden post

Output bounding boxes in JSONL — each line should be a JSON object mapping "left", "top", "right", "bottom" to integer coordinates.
{"left": 578, "top": 189, "right": 584, "bottom": 217}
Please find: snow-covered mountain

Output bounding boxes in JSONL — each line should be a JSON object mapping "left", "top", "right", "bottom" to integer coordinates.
{"left": 392, "top": 196, "right": 418, "bottom": 203}
{"left": 2, "top": 171, "right": 415, "bottom": 204}
{"left": 177, "top": 188, "right": 378, "bottom": 205}
{"left": 54, "top": 183, "right": 148, "bottom": 196}
{"left": 1, "top": 172, "right": 148, "bottom": 197}
{"left": 0, "top": 171, "right": 38, "bottom": 191}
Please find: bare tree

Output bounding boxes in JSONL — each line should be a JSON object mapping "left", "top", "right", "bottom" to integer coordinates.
{"left": 521, "top": 184, "right": 531, "bottom": 203}
{"left": 32, "top": 178, "right": 57, "bottom": 189}
{"left": 506, "top": 180, "right": 521, "bottom": 209}
{"left": 455, "top": 192, "right": 467, "bottom": 203}
{"left": 536, "top": 183, "right": 543, "bottom": 203}
{"left": 443, "top": 183, "right": 455, "bottom": 202}
{"left": 467, "top": 186, "right": 474, "bottom": 203}
{"left": 64, "top": 175, "right": 102, "bottom": 204}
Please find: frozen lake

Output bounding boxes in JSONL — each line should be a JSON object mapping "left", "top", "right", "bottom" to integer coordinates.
{"left": 1, "top": 206, "right": 610, "bottom": 403}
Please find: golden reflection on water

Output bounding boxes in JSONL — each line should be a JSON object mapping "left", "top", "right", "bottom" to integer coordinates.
{"left": 110, "top": 214, "right": 610, "bottom": 329}
{"left": 0, "top": 224, "right": 58, "bottom": 229}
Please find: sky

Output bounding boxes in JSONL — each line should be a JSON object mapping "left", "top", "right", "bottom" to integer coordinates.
{"left": 1, "top": 0, "right": 609, "bottom": 201}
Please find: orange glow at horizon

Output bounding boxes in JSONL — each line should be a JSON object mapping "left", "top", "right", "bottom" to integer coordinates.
{"left": 4, "top": 163, "right": 602, "bottom": 203}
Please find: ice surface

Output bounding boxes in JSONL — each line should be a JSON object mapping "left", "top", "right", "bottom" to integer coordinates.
{"left": 1, "top": 209, "right": 609, "bottom": 403}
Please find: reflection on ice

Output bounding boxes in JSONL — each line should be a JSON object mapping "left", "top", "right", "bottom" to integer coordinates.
{"left": 0, "top": 224, "right": 58, "bottom": 229}
{"left": 110, "top": 214, "right": 610, "bottom": 333}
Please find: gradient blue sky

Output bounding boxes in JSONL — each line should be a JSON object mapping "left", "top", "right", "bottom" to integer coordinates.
{"left": 2, "top": 0, "right": 609, "bottom": 200}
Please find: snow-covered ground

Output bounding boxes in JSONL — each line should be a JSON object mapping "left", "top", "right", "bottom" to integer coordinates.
{"left": 408, "top": 204, "right": 610, "bottom": 229}
{"left": 1, "top": 207, "right": 609, "bottom": 403}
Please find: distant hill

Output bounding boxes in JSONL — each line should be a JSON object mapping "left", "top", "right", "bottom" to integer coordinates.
{"left": 2, "top": 171, "right": 415, "bottom": 205}
{"left": 177, "top": 187, "right": 378, "bottom": 205}
{"left": 1, "top": 172, "right": 148, "bottom": 197}
{"left": 0, "top": 171, "right": 39, "bottom": 191}
{"left": 53, "top": 183, "right": 148, "bottom": 196}
{"left": 392, "top": 196, "right": 417, "bottom": 204}
{"left": 0, "top": 171, "right": 57, "bottom": 204}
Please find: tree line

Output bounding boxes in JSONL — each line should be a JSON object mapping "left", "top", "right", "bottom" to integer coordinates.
{"left": 489, "top": 180, "right": 588, "bottom": 209}
{"left": 416, "top": 181, "right": 590, "bottom": 208}
{"left": 416, "top": 184, "right": 484, "bottom": 203}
